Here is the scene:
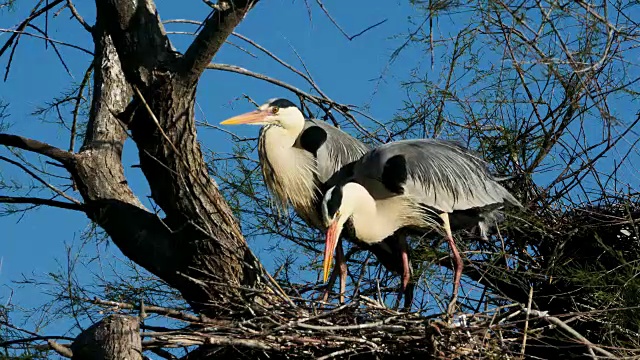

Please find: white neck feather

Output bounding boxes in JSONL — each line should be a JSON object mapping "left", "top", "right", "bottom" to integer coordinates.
{"left": 261, "top": 125, "right": 321, "bottom": 227}
{"left": 343, "top": 184, "right": 415, "bottom": 244}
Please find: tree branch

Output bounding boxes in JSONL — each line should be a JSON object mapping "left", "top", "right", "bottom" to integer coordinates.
{"left": 0, "top": 195, "right": 84, "bottom": 211}
{"left": 66, "top": 0, "right": 93, "bottom": 33}
{"left": 0, "top": 155, "right": 82, "bottom": 205}
{"left": 0, "top": 133, "right": 75, "bottom": 165}
{"left": 48, "top": 339, "right": 73, "bottom": 358}
{"left": 179, "top": 0, "right": 259, "bottom": 85}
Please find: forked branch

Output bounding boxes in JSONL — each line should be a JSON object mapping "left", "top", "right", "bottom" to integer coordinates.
{"left": 179, "top": 0, "right": 259, "bottom": 85}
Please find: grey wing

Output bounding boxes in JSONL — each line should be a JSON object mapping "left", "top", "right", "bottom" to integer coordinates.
{"left": 304, "top": 119, "right": 370, "bottom": 184}
{"left": 354, "top": 139, "right": 522, "bottom": 212}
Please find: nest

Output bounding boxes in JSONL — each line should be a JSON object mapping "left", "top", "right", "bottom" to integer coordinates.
{"left": 85, "top": 296, "right": 587, "bottom": 359}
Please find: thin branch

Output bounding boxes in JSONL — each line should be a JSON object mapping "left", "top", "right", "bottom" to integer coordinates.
{"left": 88, "top": 297, "right": 214, "bottom": 324}
{"left": 25, "top": 24, "right": 74, "bottom": 78}
{"left": 316, "top": 348, "right": 356, "bottom": 360}
{"left": 0, "top": 0, "right": 65, "bottom": 79}
{"left": 231, "top": 32, "right": 329, "bottom": 99}
{"left": 143, "top": 334, "right": 275, "bottom": 351}
{"left": 521, "top": 286, "right": 533, "bottom": 356}
{"left": 314, "top": 0, "right": 387, "bottom": 41}
{"left": 0, "top": 155, "right": 81, "bottom": 204}
{"left": 69, "top": 64, "right": 93, "bottom": 153}
{"left": 207, "top": 63, "right": 316, "bottom": 101}
{"left": 179, "top": 0, "right": 259, "bottom": 85}
{"left": 0, "top": 195, "right": 84, "bottom": 211}
{"left": 524, "top": 307, "right": 618, "bottom": 359}
{"left": 0, "top": 28, "right": 93, "bottom": 55}
{"left": 206, "top": 63, "right": 383, "bottom": 143}
{"left": 0, "top": 335, "right": 75, "bottom": 347}
{"left": 47, "top": 339, "right": 73, "bottom": 358}
{"left": 66, "top": 0, "right": 92, "bottom": 32}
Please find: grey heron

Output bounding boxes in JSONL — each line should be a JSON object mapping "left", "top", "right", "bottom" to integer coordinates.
{"left": 320, "top": 138, "right": 522, "bottom": 314}
{"left": 219, "top": 98, "right": 412, "bottom": 304}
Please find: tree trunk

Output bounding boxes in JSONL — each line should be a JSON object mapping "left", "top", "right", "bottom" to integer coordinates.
{"left": 70, "top": 315, "right": 142, "bottom": 360}
{"left": 0, "top": 0, "right": 262, "bottom": 315}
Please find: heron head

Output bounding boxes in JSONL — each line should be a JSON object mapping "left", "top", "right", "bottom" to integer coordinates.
{"left": 320, "top": 182, "right": 367, "bottom": 282}
{"left": 219, "top": 98, "right": 304, "bottom": 131}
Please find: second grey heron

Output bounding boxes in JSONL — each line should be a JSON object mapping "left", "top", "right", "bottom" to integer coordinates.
{"left": 320, "top": 138, "right": 522, "bottom": 314}
{"left": 219, "top": 98, "right": 412, "bottom": 304}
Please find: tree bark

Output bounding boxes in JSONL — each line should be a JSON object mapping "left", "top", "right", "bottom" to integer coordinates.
{"left": 0, "top": 0, "right": 263, "bottom": 315}
{"left": 70, "top": 315, "right": 142, "bottom": 360}
{"left": 77, "top": 0, "right": 263, "bottom": 314}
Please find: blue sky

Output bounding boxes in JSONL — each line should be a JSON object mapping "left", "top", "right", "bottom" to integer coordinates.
{"left": 0, "top": 0, "right": 429, "bottom": 340}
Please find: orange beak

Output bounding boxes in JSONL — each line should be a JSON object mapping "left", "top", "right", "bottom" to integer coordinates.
{"left": 219, "top": 109, "right": 269, "bottom": 125}
{"left": 322, "top": 213, "right": 342, "bottom": 282}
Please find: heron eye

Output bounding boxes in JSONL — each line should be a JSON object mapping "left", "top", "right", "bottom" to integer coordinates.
{"left": 271, "top": 106, "right": 279, "bottom": 114}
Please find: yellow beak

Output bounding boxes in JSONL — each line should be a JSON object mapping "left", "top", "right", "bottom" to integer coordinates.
{"left": 219, "top": 110, "right": 269, "bottom": 125}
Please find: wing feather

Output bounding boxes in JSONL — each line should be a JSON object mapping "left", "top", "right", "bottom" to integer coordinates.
{"left": 353, "top": 139, "right": 521, "bottom": 213}
{"left": 299, "top": 119, "right": 369, "bottom": 184}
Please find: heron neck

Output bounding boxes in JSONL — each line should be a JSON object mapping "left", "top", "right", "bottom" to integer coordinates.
{"left": 260, "top": 124, "right": 320, "bottom": 227}
{"left": 350, "top": 196, "right": 406, "bottom": 244}
{"left": 268, "top": 124, "right": 302, "bottom": 147}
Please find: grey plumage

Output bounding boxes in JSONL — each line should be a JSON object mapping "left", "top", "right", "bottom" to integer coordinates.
{"left": 303, "top": 119, "right": 369, "bottom": 184}
{"left": 320, "top": 136, "right": 522, "bottom": 314}
{"left": 257, "top": 118, "right": 369, "bottom": 228}
{"left": 351, "top": 138, "right": 522, "bottom": 234}
{"left": 221, "top": 99, "right": 415, "bottom": 307}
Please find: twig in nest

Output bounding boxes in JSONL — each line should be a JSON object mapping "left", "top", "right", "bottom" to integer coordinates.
{"left": 316, "top": 348, "right": 356, "bottom": 360}
{"left": 521, "top": 286, "right": 533, "bottom": 356}
{"left": 523, "top": 307, "right": 617, "bottom": 359}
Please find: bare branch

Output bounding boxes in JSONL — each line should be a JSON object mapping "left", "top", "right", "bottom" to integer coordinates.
{"left": 69, "top": 64, "right": 93, "bottom": 153}
{"left": 314, "top": 0, "right": 387, "bottom": 41}
{"left": 66, "top": 0, "right": 92, "bottom": 33}
{"left": 0, "top": 0, "right": 65, "bottom": 80}
{"left": 48, "top": 339, "right": 73, "bottom": 358}
{"left": 524, "top": 307, "right": 618, "bottom": 359}
{"left": 0, "top": 133, "right": 75, "bottom": 164}
{"left": 0, "top": 195, "right": 84, "bottom": 211}
{"left": 0, "top": 155, "right": 81, "bottom": 204}
{"left": 178, "top": 0, "right": 258, "bottom": 85}
{"left": 0, "top": 28, "right": 93, "bottom": 55}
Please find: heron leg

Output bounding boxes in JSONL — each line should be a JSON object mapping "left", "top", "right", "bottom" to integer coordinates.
{"left": 401, "top": 245, "right": 411, "bottom": 291}
{"left": 392, "top": 234, "right": 414, "bottom": 311}
{"left": 440, "top": 212, "right": 462, "bottom": 316}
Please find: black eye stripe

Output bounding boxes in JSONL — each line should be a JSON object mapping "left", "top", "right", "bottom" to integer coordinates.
{"left": 269, "top": 98, "right": 297, "bottom": 109}
{"left": 326, "top": 186, "right": 343, "bottom": 218}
